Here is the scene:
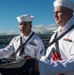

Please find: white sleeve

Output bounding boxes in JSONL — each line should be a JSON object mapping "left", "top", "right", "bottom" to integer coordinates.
{"left": 36, "top": 39, "right": 45, "bottom": 59}
{"left": 38, "top": 56, "right": 74, "bottom": 75}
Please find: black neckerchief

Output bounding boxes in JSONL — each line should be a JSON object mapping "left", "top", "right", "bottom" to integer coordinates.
{"left": 15, "top": 32, "right": 35, "bottom": 56}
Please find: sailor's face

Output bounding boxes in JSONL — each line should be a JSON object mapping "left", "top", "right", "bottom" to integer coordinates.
{"left": 19, "top": 22, "right": 32, "bottom": 35}
{"left": 54, "top": 6, "right": 69, "bottom": 27}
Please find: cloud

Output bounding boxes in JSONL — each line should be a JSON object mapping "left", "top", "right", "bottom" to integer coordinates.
{"left": 32, "top": 24, "right": 58, "bottom": 34}
{"left": 0, "top": 24, "right": 58, "bottom": 35}
{"left": 0, "top": 30, "right": 20, "bottom": 35}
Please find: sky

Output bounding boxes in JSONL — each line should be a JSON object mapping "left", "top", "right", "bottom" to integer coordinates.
{"left": 0, "top": 0, "right": 74, "bottom": 35}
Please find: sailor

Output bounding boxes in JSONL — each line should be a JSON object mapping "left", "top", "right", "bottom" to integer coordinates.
{"left": 33, "top": 0, "right": 74, "bottom": 75}
{"left": 0, "top": 14, "right": 45, "bottom": 75}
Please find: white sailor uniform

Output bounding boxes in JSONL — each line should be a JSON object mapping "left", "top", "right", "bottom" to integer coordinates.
{"left": 38, "top": 16, "right": 74, "bottom": 75}
{"left": 0, "top": 31, "right": 45, "bottom": 60}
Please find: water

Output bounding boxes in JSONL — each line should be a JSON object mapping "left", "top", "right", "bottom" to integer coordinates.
{"left": 0, "top": 43, "right": 8, "bottom": 48}
{"left": 0, "top": 44, "right": 5, "bottom": 48}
